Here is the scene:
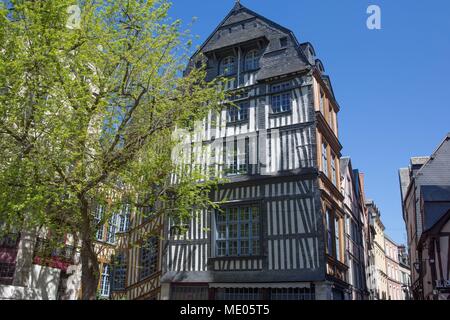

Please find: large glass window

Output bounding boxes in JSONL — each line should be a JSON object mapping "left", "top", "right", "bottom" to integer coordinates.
{"left": 220, "top": 56, "right": 236, "bottom": 76}
{"left": 140, "top": 237, "right": 158, "bottom": 280}
{"left": 99, "top": 263, "right": 111, "bottom": 298}
{"left": 244, "top": 49, "right": 260, "bottom": 71}
{"left": 227, "top": 101, "right": 249, "bottom": 123}
{"left": 215, "top": 206, "right": 260, "bottom": 257}
{"left": 271, "top": 82, "right": 291, "bottom": 113}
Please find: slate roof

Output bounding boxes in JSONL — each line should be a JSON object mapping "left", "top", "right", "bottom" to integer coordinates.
{"left": 191, "top": 2, "right": 311, "bottom": 81}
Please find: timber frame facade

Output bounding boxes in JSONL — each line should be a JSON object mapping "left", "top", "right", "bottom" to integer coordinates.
{"left": 158, "top": 2, "right": 351, "bottom": 300}
{"left": 109, "top": 209, "right": 163, "bottom": 300}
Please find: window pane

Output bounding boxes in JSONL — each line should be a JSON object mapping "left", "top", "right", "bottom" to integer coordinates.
{"left": 217, "top": 224, "right": 227, "bottom": 239}
{"left": 229, "top": 241, "right": 238, "bottom": 256}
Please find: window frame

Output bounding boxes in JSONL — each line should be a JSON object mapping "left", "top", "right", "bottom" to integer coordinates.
{"left": 215, "top": 205, "right": 261, "bottom": 258}
{"left": 227, "top": 101, "right": 249, "bottom": 123}
{"left": 95, "top": 205, "right": 105, "bottom": 241}
{"left": 270, "top": 82, "right": 292, "bottom": 114}
{"left": 220, "top": 56, "right": 236, "bottom": 76}
{"left": 331, "top": 153, "right": 337, "bottom": 185}
{"left": 322, "top": 142, "right": 329, "bottom": 176}
{"left": 224, "top": 138, "right": 250, "bottom": 176}
{"left": 112, "top": 254, "right": 127, "bottom": 291}
{"left": 139, "top": 237, "right": 158, "bottom": 281}
{"left": 99, "top": 263, "right": 111, "bottom": 298}
{"left": 244, "top": 49, "right": 260, "bottom": 71}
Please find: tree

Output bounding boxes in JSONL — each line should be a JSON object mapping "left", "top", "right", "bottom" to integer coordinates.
{"left": 0, "top": 0, "right": 225, "bottom": 300}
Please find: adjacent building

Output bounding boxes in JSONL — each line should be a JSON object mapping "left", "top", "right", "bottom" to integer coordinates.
{"left": 398, "top": 245, "right": 412, "bottom": 300}
{"left": 399, "top": 133, "right": 450, "bottom": 300}
{"left": 366, "top": 200, "right": 388, "bottom": 300}
{"left": 0, "top": 230, "right": 80, "bottom": 300}
{"left": 340, "top": 158, "right": 369, "bottom": 300}
{"left": 365, "top": 201, "right": 411, "bottom": 300}
{"left": 384, "top": 236, "right": 403, "bottom": 300}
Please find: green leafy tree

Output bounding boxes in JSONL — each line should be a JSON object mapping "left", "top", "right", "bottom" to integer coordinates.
{"left": 0, "top": 0, "right": 225, "bottom": 300}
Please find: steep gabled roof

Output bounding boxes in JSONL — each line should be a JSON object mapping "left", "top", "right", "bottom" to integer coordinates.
{"left": 193, "top": 2, "right": 303, "bottom": 57}
{"left": 415, "top": 133, "right": 450, "bottom": 178}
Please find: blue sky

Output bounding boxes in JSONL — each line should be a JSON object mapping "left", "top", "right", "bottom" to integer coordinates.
{"left": 169, "top": 0, "right": 450, "bottom": 245}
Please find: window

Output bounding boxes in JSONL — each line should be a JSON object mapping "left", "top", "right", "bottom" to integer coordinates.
{"left": 270, "top": 288, "right": 315, "bottom": 300}
{"left": 322, "top": 143, "right": 328, "bottom": 176}
{"left": 328, "top": 104, "right": 334, "bottom": 129}
{"left": 0, "top": 233, "right": 20, "bottom": 248}
{"left": 325, "top": 209, "right": 333, "bottom": 255}
{"left": 245, "top": 50, "right": 260, "bottom": 71}
{"left": 227, "top": 101, "right": 249, "bottom": 123}
{"left": 106, "top": 213, "right": 117, "bottom": 244}
{"left": 0, "top": 263, "right": 16, "bottom": 285}
{"left": 118, "top": 203, "right": 130, "bottom": 232}
{"left": 140, "top": 237, "right": 158, "bottom": 280}
{"left": 216, "top": 288, "right": 263, "bottom": 300}
{"left": 220, "top": 56, "right": 236, "bottom": 76}
{"left": 112, "top": 254, "right": 127, "bottom": 291}
{"left": 331, "top": 153, "right": 337, "bottom": 185}
{"left": 335, "top": 216, "right": 341, "bottom": 261}
{"left": 171, "top": 286, "right": 209, "bottom": 300}
{"left": 99, "top": 264, "right": 111, "bottom": 298}
{"left": 215, "top": 206, "right": 260, "bottom": 257}
{"left": 225, "top": 138, "right": 249, "bottom": 176}
{"left": 270, "top": 82, "right": 291, "bottom": 113}
{"left": 94, "top": 205, "right": 105, "bottom": 241}
{"left": 319, "top": 89, "right": 325, "bottom": 114}
{"left": 280, "top": 37, "right": 288, "bottom": 47}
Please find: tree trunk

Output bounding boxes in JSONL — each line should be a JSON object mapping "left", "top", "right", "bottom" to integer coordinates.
{"left": 79, "top": 195, "right": 100, "bottom": 300}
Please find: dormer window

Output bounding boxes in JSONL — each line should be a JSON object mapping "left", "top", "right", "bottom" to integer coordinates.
{"left": 220, "top": 56, "right": 236, "bottom": 76}
{"left": 244, "top": 49, "right": 260, "bottom": 71}
{"left": 280, "top": 37, "right": 288, "bottom": 48}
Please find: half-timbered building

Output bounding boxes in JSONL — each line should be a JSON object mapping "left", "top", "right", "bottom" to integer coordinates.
{"left": 159, "top": 2, "right": 350, "bottom": 300}
{"left": 108, "top": 202, "right": 163, "bottom": 300}
{"left": 399, "top": 133, "right": 450, "bottom": 300}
